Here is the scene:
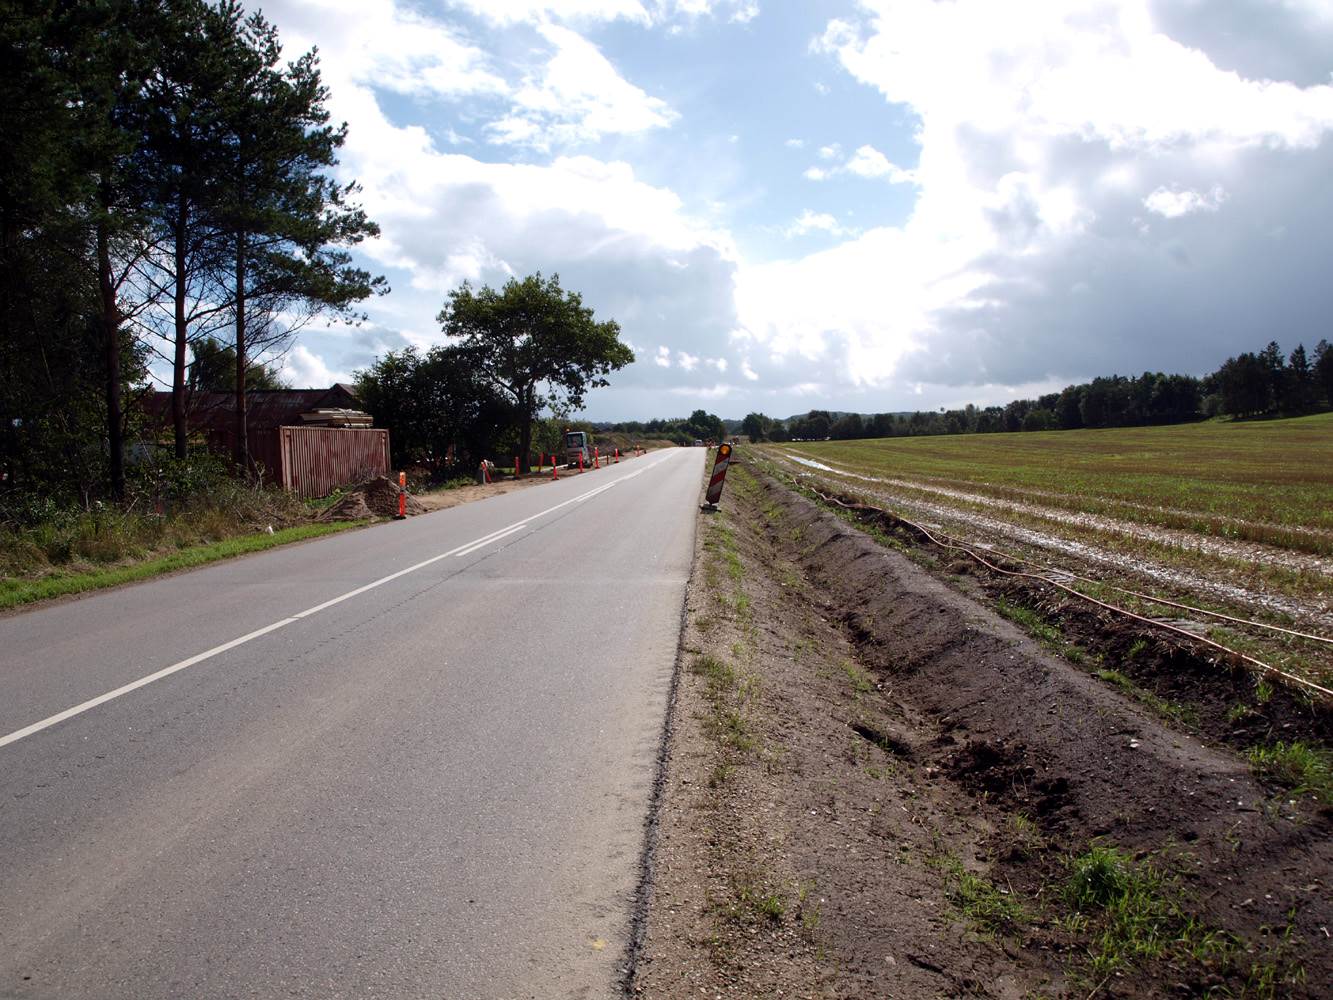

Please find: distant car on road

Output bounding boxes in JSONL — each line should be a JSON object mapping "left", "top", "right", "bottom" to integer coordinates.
{"left": 692, "top": 439, "right": 703, "bottom": 447}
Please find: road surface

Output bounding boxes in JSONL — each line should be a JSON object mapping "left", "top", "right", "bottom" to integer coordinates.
{"left": 0, "top": 447, "right": 705, "bottom": 1000}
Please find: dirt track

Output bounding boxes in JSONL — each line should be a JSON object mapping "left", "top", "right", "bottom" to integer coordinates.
{"left": 635, "top": 458, "right": 1329, "bottom": 998}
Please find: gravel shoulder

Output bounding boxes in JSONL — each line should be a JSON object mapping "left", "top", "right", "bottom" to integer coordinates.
{"left": 634, "top": 456, "right": 1329, "bottom": 999}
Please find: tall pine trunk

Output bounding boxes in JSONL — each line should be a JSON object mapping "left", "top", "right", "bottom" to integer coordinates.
{"left": 233, "top": 228, "right": 248, "bottom": 473}
{"left": 96, "top": 214, "right": 125, "bottom": 501}
{"left": 172, "top": 192, "right": 189, "bottom": 459}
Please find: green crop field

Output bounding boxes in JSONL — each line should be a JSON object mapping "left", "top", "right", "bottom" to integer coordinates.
{"left": 777, "top": 413, "right": 1333, "bottom": 546}
{"left": 763, "top": 413, "right": 1333, "bottom": 688}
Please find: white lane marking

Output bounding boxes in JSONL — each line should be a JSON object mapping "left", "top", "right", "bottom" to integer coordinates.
{"left": 0, "top": 619, "right": 297, "bottom": 750}
{"left": 0, "top": 452, "right": 680, "bottom": 751}
{"left": 453, "top": 522, "right": 527, "bottom": 557}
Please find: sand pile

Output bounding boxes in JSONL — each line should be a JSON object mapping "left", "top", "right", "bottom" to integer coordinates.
{"left": 320, "top": 476, "right": 425, "bottom": 521}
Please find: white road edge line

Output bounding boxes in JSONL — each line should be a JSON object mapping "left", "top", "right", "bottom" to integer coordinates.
{"left": 0, "top": 453, "right": 677, "bottom": 751}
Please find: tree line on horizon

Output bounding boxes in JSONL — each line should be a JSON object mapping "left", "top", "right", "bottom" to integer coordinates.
{"left": 736, "top": 339, "right": 1333, "bottom": 443}
{"left": 1, "top": 0, "right": 382, "bottom": 511}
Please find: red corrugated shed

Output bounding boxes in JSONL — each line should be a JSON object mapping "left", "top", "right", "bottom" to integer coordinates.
{"left": 138, "top": 384, "right": 390, "bottom": 497}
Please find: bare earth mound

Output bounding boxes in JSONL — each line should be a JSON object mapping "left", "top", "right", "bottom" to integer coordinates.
{"left": 318, "top": 477, "right": 426, "bottom": 521}
{"left": 634, "top": 460, "right": 1328, "bottom": 998}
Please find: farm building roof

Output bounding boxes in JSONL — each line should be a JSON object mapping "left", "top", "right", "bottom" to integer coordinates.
{"left": 141, "top": 384, "right": 363, "bottom": 434}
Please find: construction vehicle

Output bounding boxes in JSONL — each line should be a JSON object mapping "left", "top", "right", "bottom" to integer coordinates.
{"left": 563, "top": 429, "right": 593, "bottom": 467}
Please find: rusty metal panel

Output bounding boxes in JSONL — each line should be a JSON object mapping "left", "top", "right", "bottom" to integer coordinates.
{"left": 277, "top": 426, "right": 390, "bottom": 499}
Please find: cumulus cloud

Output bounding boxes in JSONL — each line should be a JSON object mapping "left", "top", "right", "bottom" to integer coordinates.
{"left": 447, "top": 0, "right": 761, "bottom": 28}
{"left": 744, "top": 0, "right": 1333, "bottom": 393}
{"left": 487, "top": 23, "right": 677, "bottom": 149}
{"left": 804, "top": 142, "right": 916, "bottom": 184}
{"left": 280, "top": 343, "right": 339, "bottom": 387}
{"left": 784, "top": 210, "right": 853, "bottom": 238}
{"left": 265, "top": 0, "right": 1333, "bottom": 415}
{"left": 264, "top": 0, "right": 742, "bottom": 395}
{"left": 1142, "top": 185, "right": 1227, "bottom": 218}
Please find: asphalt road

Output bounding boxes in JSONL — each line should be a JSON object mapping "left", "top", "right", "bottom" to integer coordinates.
{"left": 0, "top": 447, "right": 705, "bottom": 1000}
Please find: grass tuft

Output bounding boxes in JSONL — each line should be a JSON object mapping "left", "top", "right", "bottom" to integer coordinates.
{"left": 1246, "top": 741, "right": 1332, "bottom": 804}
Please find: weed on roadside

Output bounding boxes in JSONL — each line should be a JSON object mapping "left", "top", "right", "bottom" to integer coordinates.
{"left": 996, "top": 598, "right": 1062, "bottom": 644}
{"left": 1095, "top": 669, "right": 1199, "bottom": 728}
{"left": 933, "top": 854, "right": 1025, "bottom": 936}
{"left": 1246, "top": 741, "right": 1332, "bottom": 804}
{"left": 840, "top": 658, "right": 875, "bottom": 695}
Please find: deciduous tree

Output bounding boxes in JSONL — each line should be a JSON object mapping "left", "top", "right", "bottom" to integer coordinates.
{"left": 438, "top": 273, "right": 633, "bottom": 472}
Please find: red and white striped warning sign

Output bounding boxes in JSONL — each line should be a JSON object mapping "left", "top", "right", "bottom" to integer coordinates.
{"left": 705, "top": 443, "right": 733, "bottom": 505}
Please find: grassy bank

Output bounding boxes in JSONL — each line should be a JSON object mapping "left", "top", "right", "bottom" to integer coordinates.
{"left": 0, "top": 520, "right": 364, "bottom": 611}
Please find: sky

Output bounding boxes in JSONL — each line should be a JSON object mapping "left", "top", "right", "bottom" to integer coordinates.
{"left": 260, "top": 0, "right": 1333, "bottom": 421}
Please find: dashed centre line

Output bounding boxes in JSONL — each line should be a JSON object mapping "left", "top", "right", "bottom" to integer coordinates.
{"left": 0, "top": 455, "right": 673, "bottom": 751}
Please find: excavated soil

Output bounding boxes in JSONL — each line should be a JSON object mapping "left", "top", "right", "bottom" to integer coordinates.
{"left": 318, "top": 476, "right": 427, "bottom": 520}
{"left": 634, "top": 460, "right": 1329, "bottom": 999}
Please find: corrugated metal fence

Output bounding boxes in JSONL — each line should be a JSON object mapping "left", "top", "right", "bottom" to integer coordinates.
{"left": 269, "top": 426, "right": 390, "bottom": 499}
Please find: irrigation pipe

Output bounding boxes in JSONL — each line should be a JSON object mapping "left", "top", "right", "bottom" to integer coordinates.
{"left": 775, "top": 466, "right": 1333, "bottom": 704}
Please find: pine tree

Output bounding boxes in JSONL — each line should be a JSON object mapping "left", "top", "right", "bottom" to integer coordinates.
{"left": 1285, "top": 344, "right": 1316, "bottom": 413}
{"left": 212, "top": 7, "right": 384, "bottom": 470}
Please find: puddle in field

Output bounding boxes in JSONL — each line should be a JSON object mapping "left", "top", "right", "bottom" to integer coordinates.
{"left": 782, "top": 455, "right": 1333, "bottom": 580}
{"left": 776, "top": 455, "right": 1333, "bottom": 629}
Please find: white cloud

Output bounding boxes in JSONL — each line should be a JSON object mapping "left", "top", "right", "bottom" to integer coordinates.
{"left": 784, "top": 210, "right": 852, "bottom": 238}
{"left": 804, "top": 143, "right": 917, "bottom": 184}
{"left": 729, "top": 2, "right": 759, "bottom": 25}
{"left": 669, "top": 382, "right": 733, "bottom": 398}
{"left": 1143, "top": 185, "right": 1227, "bottom": 218}
{"left": 488, "top": 23, "right": 677, "bottom": 150}
{"left": 269, "top": 0, "right": 506, "bottom": 100}
{"left": 844, "top": 144, "right": 915, "bottom": 183}
{"left": 738, "top": 0, "right": 1333, "bottom": 392}
{"left": 448, "top": 0, "right": 761, "bottom": 27}
{"left": 264, "top": 0, "right": 741, "bottom": 398}
{"left": 448, "top": 0, "right": 651, "bottom": 24}
{"left": 265, "top": 0, "right": 1333, "bottom": 416}
{"left": 281, "top": 344, "right": 339, "bottom": 387}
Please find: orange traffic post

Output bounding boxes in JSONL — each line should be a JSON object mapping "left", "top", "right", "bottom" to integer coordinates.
{"left": 594, "top": 447, "right": 600, "bottom": 469}
{"left": 395, "top": 470, "right": 407, "bottom": 519}
{"left": 578, "top": 453, "right": 584, "bottom": 473}
{"left": 552, "top": 458, "right": 558, "bottom": 480}
{"left": 614, "top": 448, "right": 619, "bottom": 463}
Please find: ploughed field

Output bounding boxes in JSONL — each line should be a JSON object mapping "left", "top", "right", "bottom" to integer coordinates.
{"left": 765, "top": 413, "right": 1333, "bottom": 690}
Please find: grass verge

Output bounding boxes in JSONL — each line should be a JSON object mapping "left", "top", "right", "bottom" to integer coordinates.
{"left": 1059, "top": 845, "right": 1305, "bottom": 996}
{"left": 1246, "top": 741, "right": 1332, "bottom": 804}
{"left": 0, "top": 521, "right": 366, "bottom": 610}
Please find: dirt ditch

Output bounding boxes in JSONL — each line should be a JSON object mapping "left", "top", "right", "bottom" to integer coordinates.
{"left": 635, "top": 460, "right": 1329, "bottom": 999}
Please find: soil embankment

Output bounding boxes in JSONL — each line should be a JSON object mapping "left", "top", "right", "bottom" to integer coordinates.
{"left": 635, "top": 459, "right": 1328, "bottom": 998}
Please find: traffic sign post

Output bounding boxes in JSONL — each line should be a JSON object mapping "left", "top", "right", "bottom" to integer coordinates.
{"left": 702, "top": 443, "right": 733, "bottom": 509}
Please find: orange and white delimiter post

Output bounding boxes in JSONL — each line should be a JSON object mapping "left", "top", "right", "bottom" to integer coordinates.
{"left": 704, "top": 443, "right": 732, "bottom": 507}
